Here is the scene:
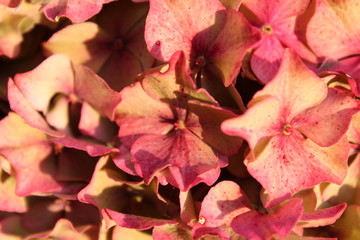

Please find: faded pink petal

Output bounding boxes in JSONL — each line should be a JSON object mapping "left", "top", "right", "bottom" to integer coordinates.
{"left": 221, "top": 96, "right": 282, "bottom": 150}
{"left": 115, "top": 81, "right": 174, "bottom": 147}
{"left": 132, "top": 130, "right": 226, "bottom": 191}
{"left": 300, "top": 203, "right": 346, "bottom": 228}
{"left": 253, "top": 49, "right": 327, "bottom": 119}
{"left": 307, "top": 0, "right": 360, "bottom": 59}
{"left": 192, "top": 181, "right": 252, "bottom": 240}
{"left": 0, "top": 0, "right": 21, "bottom": 7}
{"left": 78, "top": 102, "right": 119, "bottom": 143}
{"left": 0, "top": 112, "right": 63, "bottom": 196}
{"left": 112, "top": 145, "right": 137, "bottom": 176}
{"left": 0, "top": 170, "right": 27, "bottom": 213}
{"left": 104, "top": 208, "right": 177, "bottom": 230}
{"left": 231, "top": 198, "right": 303, "bottom": 240}
{"left": 145, "top": 0, "right": 225, "bottom": 62}
{"left": 74, "top": 64, "right": 121, "bottom": 120}
{"left": 42, "top": 0, "right": 116, "bottom": 22}
{"left": 13, "top": 54, "right": 74, "bottom": 113}
{"left": 294, "top": 88, "right": 360, "bottom": 147}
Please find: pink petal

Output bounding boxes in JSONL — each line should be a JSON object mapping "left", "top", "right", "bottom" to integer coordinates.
{"left": 0, "top": 0, "right": 21, "bottom": 7}
{"left": 104, "top": 208, "right": 176, "bottom": 230}
{"left": 300, "top": 203, "right": 346, "bottom": 228}
{"left": 145, "top": 0, "right": 226, "bottom": 62}
{"left": 307, "top": 0, "right": 360, "bottom": 59}
{"left": 247, "top": 133, "right": 348, "bottom": 208}
{"left": 294, "top": 87, "right": 360, "bottom": 147}
{"left": 192, "top": 181, "right": 252, "bottom": 240}
{"left": 253, "top": 48, "right": 328, "bottom": 120}
{"left": 50, "top": 136, "right": 118, "bottom": 157}
{"left": 221, "top": 96, "right": 282, "bottom": 150}
{"left": 131, "top": 130, "right": 226, "bottom": 191}
{"left": 74, "top": 64, "right": 121, "bottom": 120}
{"left": 0, "top": 112, "right": 63, "bottom": 196}
{"left": 179, "top": 191, "right": 197, "bottom": 227}
{"left": 242, "top": 0, "right": 310, "bottom": 24}
{"left": 78, "top": 102, "right": 119, "bottom": 143}
{"left": 251, "top": 35, "right": 284, "bottom": 84}
{"left": 0, "top": 170, "right": 27, "bottom": 213}
{"left": 112, "top": 145, "right": 137, "bottom": 176}
{"left": 231, "top": 198, "right": 303, "bottom": 240}
{"left": 7, "top": 78, "right": 64, "bottom": 137}
{"left": 42, "top": 0, "right": 115, "bottom": 22}
{"left": 114, "top": 81, "right": 174, "bottom": 147}
{"left": 219, "top": 0, "right": 242, "bottom": 10}
{"left": 13, "top": 54, "right": 74, "bottom": 113}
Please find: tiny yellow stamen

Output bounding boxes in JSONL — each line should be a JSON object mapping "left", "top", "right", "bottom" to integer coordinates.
{"left": 261, "top": 24, "right": 273, "bottom": 35}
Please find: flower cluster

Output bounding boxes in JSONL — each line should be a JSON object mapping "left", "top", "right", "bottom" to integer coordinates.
{"left": 0, "top": 0, "right": 360, "bottom": 239}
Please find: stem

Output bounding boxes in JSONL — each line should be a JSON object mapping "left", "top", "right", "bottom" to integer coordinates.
{"left": 227, "top": 83, "right": 246, "bottom": 113}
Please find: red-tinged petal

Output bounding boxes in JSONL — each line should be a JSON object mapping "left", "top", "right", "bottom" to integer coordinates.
{"left": 254, "top": 49, "right": 327, "bottom": 119}
{"left": 0, "top": 170, "right": 27, "bottom": 213}
{"left": 332, "top": 204, "right": 360, "bottom": 239}
{"left": 206, "top": 10, "right": 261, "bottom": 86}
{"left": 79, "top": 102, "right": 119, "bottom": 143}
{"left": 78, "top": 156, "right": 142, "bottom": 212}
{"left": 187, "top": 100, "right": 243, "bottom": 155}
{"left": 293, "top": 88, "right": 360, "bottom": 147}
{"left": 221, "top": 96, "right": 282, "bottom": 150}
{"left": 74, "top": 65, "right": 121, "bottom": 120}
{"left": 0, "top": 0, "right": 21, "bottom": 7}
{"left": 7, "top": 79, "right": 65, "bottom": 137}
{"left": 145, "top": 0, "right": 226, "bottom": 62}
{"left": 114, "top": 81, "right": 174, "bottom": 147}
{"left": 192, "top": 181, "right": 252, "bottom": 240}
{"left": 50, "top": 136, "right": 118, "bottom": 157}
{"left": 307, "top": 0, "right": 360, "bottom": 59}
{"left": 25, "top": 218, "right": 99, "bottom": 240}
{"left": 42, "top": 0, "right": 114, "bottom": 23}
{"left": 132, "top": 130, "right": 226, "bottom": 191}
{"left": 231, "top": 198, "right": 303, "bottom": 240}
{"left": 43, "top": 22, "right": 113, "bottom": 72}
{"left": 251, "top": 35, "right": 284, "bottom": 84}
{"left": 104, "top": 208, "right": 177, "bottom": 230}
{"left": 0, "top": 112, "right": 63, "bottom": 196}
{"left": 56, "top": 148, "right": 98, "bottom": 182}
{"left": 299, "top": 203, "right": 346, "bottom": 228}
{"left": 113, "top": 145, "right": 137, "bottom": 176}
{"left": 242, "top": 0, "right": 310, "bottom": 24}
{"left": 13, "top": 54, "right": 74, "bottom": 113}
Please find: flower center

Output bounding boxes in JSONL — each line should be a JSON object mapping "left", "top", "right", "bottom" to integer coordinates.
{"left": 282, "top": 124, "right": 292, "bottom": 135}
{"left": 174, "top": 119, "right": 186, "bottom": 130}
{"left": 114, "top": 38, "right": 124, "bottom": 50}
{"left": 261, "top": 24, "right": 273, "bottom": 35}
{"left": 195, "top": 56, "right": 206, "bottom": 67}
